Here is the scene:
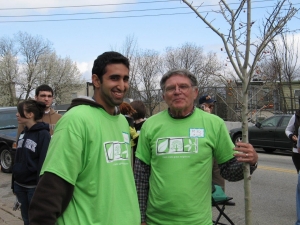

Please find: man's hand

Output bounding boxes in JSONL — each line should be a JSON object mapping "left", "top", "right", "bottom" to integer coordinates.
{"left": 141, "top": 223, "right": 147, "bottom": 225}
{"left": 292, "top": 135, "right": 298, "bottom": 142}
{"left": 233, "top": 142, "right": 258, "bottom": 166}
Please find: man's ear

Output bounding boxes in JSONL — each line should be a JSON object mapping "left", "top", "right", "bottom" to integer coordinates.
{"left": 162, "top": 93, "right": 166, "bottom": 101}
{"left": 193, "top": 87, "right": 199, "bottom": 101}
{"left": 92, "top": 74, "right": 100, "bottom": 88}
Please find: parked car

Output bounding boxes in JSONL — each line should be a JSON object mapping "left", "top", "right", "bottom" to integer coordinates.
{"left": 0, "top": 107, "right": 17, "bottom": 173}
{"left": 56, "top": 109, "right": 67, "bottom": 115}
{"left": 229, "top": 114, "right": 293, "bottom": 153}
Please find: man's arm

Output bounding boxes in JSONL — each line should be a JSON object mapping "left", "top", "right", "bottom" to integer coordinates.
{"left": 29, "top": 172, "right": 74, "bottom": 225}
{"left": 134, "top": 158, "right": 150, "bottom": 223}
{"left": 219, "top": 157, "right": 257, "bottom": 181}
{"left": 285, "top": 115, "right": 296, "bottom": 141}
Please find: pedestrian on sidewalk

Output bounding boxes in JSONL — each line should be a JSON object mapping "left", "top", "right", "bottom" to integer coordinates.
{"left": 12, "top": 100, "right": 51, "bottom": 225}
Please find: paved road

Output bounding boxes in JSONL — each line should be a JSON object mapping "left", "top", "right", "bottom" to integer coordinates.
{"left": 0, "top": 169, "right": 22, "bottom": 225}
{"left": 215, "top": 149, "right": 297, "bottom": 225}
{"left": 0, "top": 149, "right": 297, "bottom": 224}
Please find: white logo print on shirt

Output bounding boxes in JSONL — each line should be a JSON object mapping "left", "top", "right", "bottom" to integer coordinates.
{"left": 156, "top": 137, "right": 198, "bottom": 155}
{"left": 24, "top": 139, "right": 37, "bottom": 153}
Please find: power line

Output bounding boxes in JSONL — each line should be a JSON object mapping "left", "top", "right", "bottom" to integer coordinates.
{"left": 0, "top": 0, "right": 178, "bottom": 10}
{"left": 0, "top": 0, "right": 288, "bottom": 11}
{"left": 0, "top": 2, "right": 298, "bottom": 23}
{"left": 1, "top": 6, "right": 188, "bottom": 18}
{"left": 0, "top": 0, "right": 290, "bottom": 18}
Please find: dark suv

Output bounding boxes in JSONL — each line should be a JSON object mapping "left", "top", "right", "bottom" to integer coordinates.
{"left": 0, "top": 107, "right": 17, "bottom": 173}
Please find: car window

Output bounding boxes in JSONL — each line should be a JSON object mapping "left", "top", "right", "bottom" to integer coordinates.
{"left": 260, "top": 116, "right": 281, "bottom": 127}
{"left": 56, "top": 110, "right": 66, "bottom": 115}
{"left": 0, "top": 111, "right": 18, "bottom": 129}
{"left": 279, "top": 116, "right": 292, "bottom": 127}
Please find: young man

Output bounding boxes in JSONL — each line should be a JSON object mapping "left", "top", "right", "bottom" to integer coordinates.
{"left": 16, "top": 84, "right": 62, "bottom": 138}
{"left": 29, "top": 52, "right": 140, "bottom": 225}
{"left": 199, "top": 94, "right": 235, "bottom": 206}
{"left": 134, "top": 69, "right": 258, "bottom": 225}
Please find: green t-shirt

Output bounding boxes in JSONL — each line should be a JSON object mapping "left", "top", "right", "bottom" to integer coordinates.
{"left": 136, "top": 108, "right": 235, "bottom": 225}
{"left": 41, "top": 105, "right": 140, "bottom": 225}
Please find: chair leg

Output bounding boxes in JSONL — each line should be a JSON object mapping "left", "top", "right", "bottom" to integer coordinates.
{"left": 213, "top": 204, "right": 235, "bottom": 225}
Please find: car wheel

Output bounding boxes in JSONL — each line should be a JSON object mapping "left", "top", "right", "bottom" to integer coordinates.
{"left": 0, "top": 146, "right": 13, "bottom": 173}
{"left": 263, "top": 148, "right": 276, "bottom": 153}
{"left": 233, "top": 133, "right": 242, "bottom": 144}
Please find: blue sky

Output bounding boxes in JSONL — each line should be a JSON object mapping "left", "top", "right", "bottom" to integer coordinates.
{"left": 0, "top": 0, "right": 299, "bottom": 81}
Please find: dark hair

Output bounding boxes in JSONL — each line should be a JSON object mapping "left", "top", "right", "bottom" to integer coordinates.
{"left": 17, "top": 100, "right": 47, "bottom": 121}
{"left": 92, "top": 51, "right": 129, "bottom": 82}
{"left": 35, "top": 84, "right": 54, "bottom": 96}
{"left": 160, "top": 69, "right": 198, "bottom": 91}
{"left": 130, "top": 100, "right": 146, "bottom": 120}
{"left": 119, "top": 102, "right": 136, "bottom": 115}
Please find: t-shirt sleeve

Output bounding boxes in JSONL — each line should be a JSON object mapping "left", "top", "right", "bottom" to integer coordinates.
{"left": 214, "top": 120, "right": 235, "bottom": 164}
{"left": 40, "top": 116, "right": 84, "bottom": 185}
{"left": 135, "top": 123, "right": 151, "bottom": 165}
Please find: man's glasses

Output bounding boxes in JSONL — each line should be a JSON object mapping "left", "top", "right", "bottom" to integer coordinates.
{"left": 165, "top": 84, "right": 195, "bottom": 94}
{"left": 39, "top": 94, "right": 53, "bottom": 98}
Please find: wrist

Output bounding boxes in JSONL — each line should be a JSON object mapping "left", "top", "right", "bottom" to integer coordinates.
{"left": 251, "top": 162, "right": 258, "bottom": 167}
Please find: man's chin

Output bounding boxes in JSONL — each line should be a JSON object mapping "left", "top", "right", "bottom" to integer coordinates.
{"left": 113, "top": 97, "right": 124, "bottom": 105}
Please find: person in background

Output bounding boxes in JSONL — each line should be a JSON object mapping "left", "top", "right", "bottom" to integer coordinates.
{"left": 130, "top": 100, "right": 147, "bottom": 134}
{"left": 29, "top": 51, "right": 140, "bottom": 225}
{"left": 296, "top": 166, "right": 300, "bottom": 225}
{"left": 199, "top": 94, "right": 235, "bottom": 206}
{"left": 295, "top": 129, "right": 300, "bottom": 225}
{"left": 12, "top": 100, "right": 51, "bottom": 225}
{"left": 16, "top": 84, "right": 61, "bottom": 139}
{"left": 134, "top": 69, "right": 258, "bottom": 224}
{"left": 285, "top": 110, "right": 300, "bottom": 173}
{"left": 119, "top": 102, "right": 139, "bottom": 149}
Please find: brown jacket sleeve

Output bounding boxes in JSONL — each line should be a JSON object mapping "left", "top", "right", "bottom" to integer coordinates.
{"left": 29, "top": 172, "right": 74, "bottom": 225}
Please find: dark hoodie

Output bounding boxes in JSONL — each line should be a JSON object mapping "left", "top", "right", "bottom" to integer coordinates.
{"left": 12, "top": 122, "right": 51, "bottom": 187}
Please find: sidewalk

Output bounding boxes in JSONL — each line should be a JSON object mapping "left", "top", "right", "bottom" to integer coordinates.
{"left": 0, "top": 205, "right": 23, "bottom": 225}
{"left": 0, "top": 170, "right": 23, "bottom": 225}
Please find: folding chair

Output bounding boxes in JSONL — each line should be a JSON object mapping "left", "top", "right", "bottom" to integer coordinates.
{"left": 212, "top": 184, "right": 235, "bottom": 225}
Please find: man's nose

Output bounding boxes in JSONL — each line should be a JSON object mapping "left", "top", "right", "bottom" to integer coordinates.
{"left": 118, "top": 80, "right": 127, "bottom": 91}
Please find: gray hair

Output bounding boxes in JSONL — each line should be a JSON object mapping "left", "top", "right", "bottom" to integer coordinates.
{"left": 160, "top": 69, "right": 198, "bottom": 91}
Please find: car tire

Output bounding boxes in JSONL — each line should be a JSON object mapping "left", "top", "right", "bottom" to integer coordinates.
{"left": 0, "top": 146, "right": 13, "bottom": 173}
{"left": 233, "top": 133, "right": 242, "bottom": 144}
{"left": 263, "top": 148, "right": 276, "bottom": 153}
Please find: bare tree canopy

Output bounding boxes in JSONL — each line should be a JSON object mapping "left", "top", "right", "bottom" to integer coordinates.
{"left": 135, "top": 49, "right": 163, "bottom": 116}
{"left": 0, "top": 36, "right": 18, "bottom": 106}
{"left": 164, "top": 42, "right": 223, "bottom": 91}
{"left": 0, "top": 32, "right": 85, "bottom": 106}
{"left": 16, "top": 31, "right": 53, "bottom": 100}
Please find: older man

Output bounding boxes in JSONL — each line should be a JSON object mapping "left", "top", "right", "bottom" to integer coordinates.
{"left": 134, "top": 69, "right": 258, "bottom": 225}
